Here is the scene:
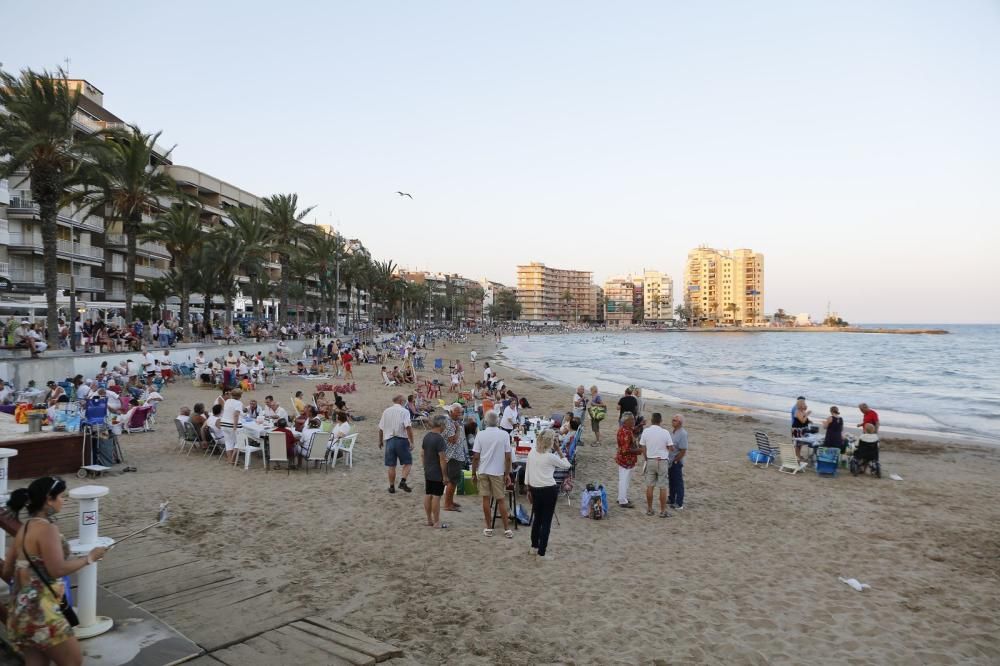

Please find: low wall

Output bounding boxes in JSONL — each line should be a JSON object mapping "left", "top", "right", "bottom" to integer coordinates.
{"left": 0, "top": 339, "right": 310, "bottom": 389}
{"left": 3, "top": 432, "right": 85, "bottom": 479}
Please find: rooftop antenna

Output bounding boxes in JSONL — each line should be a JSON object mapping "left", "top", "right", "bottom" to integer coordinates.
{"left": 63, "top": 56, "right": 71, "bottom": 77}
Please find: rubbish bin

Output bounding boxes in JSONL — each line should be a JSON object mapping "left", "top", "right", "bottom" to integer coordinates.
{"left": 27, "top": 412, "right": 45, "bottom": 433}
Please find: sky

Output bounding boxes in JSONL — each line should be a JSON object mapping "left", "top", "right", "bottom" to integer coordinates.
{"left": 3, "top": 1, "right": 999, "bottom": 323}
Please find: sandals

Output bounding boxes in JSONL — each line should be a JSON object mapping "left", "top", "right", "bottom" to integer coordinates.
{"left": 646, "top": 510, "right": 655, "bottom": 516}
{"left": 483, "top": 529, "right": 494, "bottom": 537}
{"left": 504, "top": 530, "right": 514, "bottom": 539}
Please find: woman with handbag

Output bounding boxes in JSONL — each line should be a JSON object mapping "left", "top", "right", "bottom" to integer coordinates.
{"left": 2, "top": 477, "right": 107, "bottom": 666}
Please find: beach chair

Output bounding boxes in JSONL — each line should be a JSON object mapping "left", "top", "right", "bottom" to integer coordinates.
{"left": 303, "top": 432, "right": 331, "bottom": 473}
{"left": 174, "top": 418, "right": 189, "bottom": 451}
{"left": 204, "top": 429, "right": 225, "bottom": 459}
{"left": 433, "top": 358, "right": 444, "bottom": 373}
{"left": 750, "top": 432, "right": 777, "bottom": 468}
{"left": 266, "top": 435, "right": 291, "bottom": 475}
{"left": 233, "top": 430, "right": 263, "bottom": 470}
{"left": 815, "top": 447, "right": 840, "bottom": 477}
{"left": 778, "top": 439, "right": 807, "bottom": 475}
{"left": 83, "top": 398, "right": 109, "bottom": 428}
{"left": 125, "top": 406, "right": 153, "bottom": 434}
{"left": 331, "top": 433, "right": 357, "bottom": 469}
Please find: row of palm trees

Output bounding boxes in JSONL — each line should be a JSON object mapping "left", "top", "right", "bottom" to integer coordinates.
{"left": 0, "top": 67, "right": 444, "bottom": 346}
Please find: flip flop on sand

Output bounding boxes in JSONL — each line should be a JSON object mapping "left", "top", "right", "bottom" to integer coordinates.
{"left": 504, "top": 530, "right": 514, "bottom": 539}
{"left": 443, "top": 506, "right": 461, "bottom": 512}
{"left": 483, "top": 528, "right": 494, "bottom": 537}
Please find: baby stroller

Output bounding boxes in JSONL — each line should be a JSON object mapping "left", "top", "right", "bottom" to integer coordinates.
{"left": 849, "top": 434, "right": 881, "bottom": 478}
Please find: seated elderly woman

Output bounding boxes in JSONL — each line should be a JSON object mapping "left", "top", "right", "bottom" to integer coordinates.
{"left": 314, "top": 391, "right": 333, "bottom": 417}
{"left": 560, "top": 417, "right": 581, "bottom": 454}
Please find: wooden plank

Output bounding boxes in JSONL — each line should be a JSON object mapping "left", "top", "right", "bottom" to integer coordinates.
{"left": 108, "top": 569, "right": 235, "bottom": 602}
{"left": 174, "top": 593, "right": 306, "bottom": 651}
{"left": 292, "top": 621, "right": 402, "bottom": 662}
{"left": 173, "top": 656, "right": 223, "bottom": 666}
{"left": 209, "top": 642, "right": 287, "bottom": 666}
{"left": 301, "top": 617, "right": 400, "bottom": 652}
{"left": 272, "top": 625, "right": 370, "bottom": 665}
{"left": 100, "top": 551, "right": 201, "bottom": 584}
{"left": 141, "top": 579, "right": 246, "bottom": 613}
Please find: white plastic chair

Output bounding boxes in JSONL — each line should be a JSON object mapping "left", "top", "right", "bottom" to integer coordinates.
{"left": 303, "top": 432, "right": 331, "bottom": 474}
{"left": 266, "top": 433, "right": 291, "bottom": 475}
{"left": 331, "top": 433, "right": 358, "bottom": 469}
{"left": 233, "top": 430, "right": 263, "bottom": 470}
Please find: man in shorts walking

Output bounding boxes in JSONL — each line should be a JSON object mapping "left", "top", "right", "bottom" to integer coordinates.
{"left": 422, "top": 415, "right": 449, "bottom": 528}
{"left": 472, "top": 411, "right": 514, "bottom": 538}
{"left": 640, "top": 413, "right": 674, "bottom": 517}
{"left": 378, "top": 394, "right": 415, "bottom": 494}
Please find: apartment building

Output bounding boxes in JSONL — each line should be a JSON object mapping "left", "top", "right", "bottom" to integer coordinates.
{"left": 603, "top": 276, "right": 634, "bottom": 326}
{"left": 516, "top": 262, "right": 597, "bottom": 323}
{"left": 684, "top": 247, "right": 764, "bottom": 325}
{"left": 641, "top": 270, "right": 674, "bottom": 323}
{"left": 398, "top": 270, "right": 482, "bottom": 323}
{"left": 480, "top": 279, "right": 513, "bottom": 323}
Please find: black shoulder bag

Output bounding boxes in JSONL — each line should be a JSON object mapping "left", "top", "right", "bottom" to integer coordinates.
{"left": 22, "top": 522, "right": 81, "bottom": 627}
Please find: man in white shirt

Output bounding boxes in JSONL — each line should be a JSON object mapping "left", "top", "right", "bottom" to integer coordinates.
{"left": 472, "top": 411, "right": 513, "bottom": 538}
{"left": 378, "top": 394, "right": 414, "bottom": 494}
{"left": 262, "top": 395, "right": 289, "bottom": 422}
{"left": 482, "top": 362, "right": 494, "bottom": 386}
{"left": 572, "top": 385, "right": 587, "bottom": 420}
{"left": 142, "top": 350, "right": 157, "bottom": 377}
{"left": 639, "top": 412, "right": 675, "bottom": 517}
{"left": 221, "top": 388, "right": 245, "bottom": 463}
{"left": 76, "top": 380, "right": 92, "bottom": 402}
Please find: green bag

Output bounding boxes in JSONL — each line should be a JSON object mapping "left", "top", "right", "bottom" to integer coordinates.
{"left": 588, "top": 405, "right": 607, "bottom": 422}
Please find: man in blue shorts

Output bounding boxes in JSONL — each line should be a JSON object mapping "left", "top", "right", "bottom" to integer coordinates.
{"left": 378, "top": 394, "right": 415, "bottom": 494}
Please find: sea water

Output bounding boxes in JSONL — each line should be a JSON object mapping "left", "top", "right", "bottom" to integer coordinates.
{"left": 500, "top": 325, "right": 1000, "bottom": 443}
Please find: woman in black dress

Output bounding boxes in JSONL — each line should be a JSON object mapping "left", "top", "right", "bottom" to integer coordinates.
{"left": 823, "top": 406, "right": 846, "bottom": 452}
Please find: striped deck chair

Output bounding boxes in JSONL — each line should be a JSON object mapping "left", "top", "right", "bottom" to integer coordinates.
{"left": 778, "top": 439, "right": 807, "bottom": 475}
{"left": 751, "top": 431, "right": 778, "bottom": 468}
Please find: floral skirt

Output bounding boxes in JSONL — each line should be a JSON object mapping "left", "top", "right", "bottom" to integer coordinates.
{"left": 6, "top": 578, "right": 73, "bottom": 649}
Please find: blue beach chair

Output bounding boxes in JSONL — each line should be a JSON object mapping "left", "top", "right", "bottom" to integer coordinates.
{"left": 815, "top": 447, "right": 840, "bottom": 477}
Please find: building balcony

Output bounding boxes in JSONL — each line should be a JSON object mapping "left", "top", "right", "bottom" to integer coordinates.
{"left": 7, "top": 232, "right": 105, "bottom": 263}
{"left": 105, "top": 261, "right": 168, "bottom": 279}
{"left": 7, "top": 197, "right": 104, "bottom": 232}
{"left": 10, "top": 269, "right": 104, "bottom": 292}
{"left": 0, "top": 262, "right": 9, "bottom": 277}
{"left": 104, "top": 234, "right": 171, "bottom": 258}
{"left": 0, "top": 179, "right": 9, "bottom": 206}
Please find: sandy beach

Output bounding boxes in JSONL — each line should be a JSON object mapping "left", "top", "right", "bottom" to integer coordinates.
{"left": 26, "top": 335, "right": 1000, "bottom": 665}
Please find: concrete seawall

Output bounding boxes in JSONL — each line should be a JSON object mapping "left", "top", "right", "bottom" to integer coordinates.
{"left": 0, "top": 339, "right": 311, "bottom": 389}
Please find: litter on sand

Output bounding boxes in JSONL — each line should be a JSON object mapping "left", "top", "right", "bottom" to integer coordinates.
{"left": 839, "top": 577, "right": 872, "bottom": 592}
{"left": 890, "top": 473, "right": 903, "bottom": 481}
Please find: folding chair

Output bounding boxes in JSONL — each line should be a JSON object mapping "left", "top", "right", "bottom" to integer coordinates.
{"left": 331, "top": 433, "right": 357, "bottom": 469}
{"left": 778, "top": 439, "right": 807, "bottom": 475}
{"left": 180, "top": 420, "right": 200, "bottom": 455}
{"left": 750, "top": 432, "right": 778, "bottom": 468}
{"left": 303, "top": 432, "right": 331, "bottom": 473}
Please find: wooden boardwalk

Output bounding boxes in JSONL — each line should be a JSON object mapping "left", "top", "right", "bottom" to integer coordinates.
{"left": 52, "top": 514, "right": 403, "bottom": 665}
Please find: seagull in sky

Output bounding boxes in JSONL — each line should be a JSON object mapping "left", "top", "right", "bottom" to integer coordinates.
{"left": 396, "top": 191, "right": 413, "bottom": 199}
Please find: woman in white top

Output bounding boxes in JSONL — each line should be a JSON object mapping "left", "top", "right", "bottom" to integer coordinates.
{"left": 327, "top": 412, "right": 352, "bottom": 454}
{"left": 499, "top": 397, "right": 519, "bottom": 433}
{"left": 525, "top": 429, "right": 572, "bottom": 558}
{"left": 220, "top": 388, "right": 244, "bottom": 463}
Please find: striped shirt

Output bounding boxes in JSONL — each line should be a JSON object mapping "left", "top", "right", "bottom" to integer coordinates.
{"left": 378, "top": 403, "right": 412, "bottom": 439}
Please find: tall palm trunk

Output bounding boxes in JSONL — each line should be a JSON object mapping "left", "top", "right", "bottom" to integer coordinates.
{"left": 180, "top": 288, "right": 190, "bottom": 340}
{"left": 33, "top": 166, "right": 61, "bottom": 348}
{"left": 279, "top": 255, "right": 290, "bottom": 324}
{"left": 125, "top": 210, "right": 141, "bottom": 322}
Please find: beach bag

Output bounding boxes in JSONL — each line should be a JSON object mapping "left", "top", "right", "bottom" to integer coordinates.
{"left": 589, "top": 494, "right": 605, "bottom": 520}
{"left": 588, "top": 405, "right": 607, "bottom": 422}
{"left": 748, "top": 450, "right": 772, "bottom": 464}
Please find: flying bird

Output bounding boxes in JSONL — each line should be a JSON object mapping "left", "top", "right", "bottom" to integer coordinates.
{"left": 396, "top": 191, "right": 413, "bottom": 199}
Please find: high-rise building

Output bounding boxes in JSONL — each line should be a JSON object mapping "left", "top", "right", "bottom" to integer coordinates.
{"left": 603, "top": 276, "right": 634, "bottom": 327}
{"left": 516, "top": 262, "right": 596, "bottom": 322}
{"left": 641, "top": 270, "right": 674, "bottom": 323}
{"left": 684, "top": 247, "right": 764, "bottom": 325}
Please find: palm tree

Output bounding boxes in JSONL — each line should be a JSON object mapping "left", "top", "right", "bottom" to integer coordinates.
{"left": 724, "top": 302, "right": 740, "bottom": 325}
{"left": 774, "top": 308, "right": 788, "bottom": 326}
{"left": 307, "top": 231, "right": 346, "bottom": 325}
{"left": 0, "top": 68, "right": 104, "bottom": 346}
{"left": 229, "top": 206, "right": 273, "bottom": 321}
{"left": 369, "top": 259, "right": 398, "bottom": 325}
{"left": 209, "top": 232, "right": 248, "bottom": 326}
{"left": 262, "top": 194, "right": 315, "bottom": 323}
{"left": 140, "top": 276, "right": 172, "bottom": 321}
{"left": 73, "top": 124, "right": 178, "bottom": 321}
{"left": 143, "top": 202, "right": 203, "bottom": 335}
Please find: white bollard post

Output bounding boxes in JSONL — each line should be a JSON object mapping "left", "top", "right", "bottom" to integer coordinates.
{"left": 67, "top": 485, "right": 115, "bottom": 639}
{"left": 0, "top": 448, "right": 18, "bottom": 554}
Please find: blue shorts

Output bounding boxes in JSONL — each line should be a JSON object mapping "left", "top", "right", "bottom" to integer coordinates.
{"left": 384, "top": 436, "right": 413, "bottom": 467}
